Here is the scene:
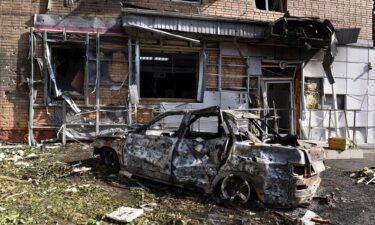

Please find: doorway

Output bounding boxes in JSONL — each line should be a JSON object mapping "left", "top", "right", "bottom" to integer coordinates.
{"left": 265, "top": 81, "right": 294, "bottom": 134}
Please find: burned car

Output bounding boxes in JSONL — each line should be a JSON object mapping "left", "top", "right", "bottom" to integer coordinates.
{"left": 93, "top": 106, "right": 325, "bottom": 208}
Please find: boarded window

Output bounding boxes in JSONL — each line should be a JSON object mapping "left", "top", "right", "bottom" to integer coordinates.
{"left": 255, "top": 0, "right": 286, "bottom": 12}
{"left": 140, "top": 52, "right": 199, "bottom": 99}
{"left": 304, "top": 78, "right": 323, "bottom": 110}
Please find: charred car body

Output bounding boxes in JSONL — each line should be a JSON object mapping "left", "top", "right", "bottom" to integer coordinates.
{"left": 93, "top": 106, "right": 325, "bottom": 208}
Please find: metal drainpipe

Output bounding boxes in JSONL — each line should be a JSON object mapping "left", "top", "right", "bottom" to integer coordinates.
{"left": 331, "top": 83, "right": 340, "bottom": 136}
{"left": 28, "top": 28, "right": 35, "bottom": 146}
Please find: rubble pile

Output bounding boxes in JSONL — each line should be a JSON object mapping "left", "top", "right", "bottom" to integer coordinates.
{"left": 350, "top": 167, "right": 375, "bottom": 185}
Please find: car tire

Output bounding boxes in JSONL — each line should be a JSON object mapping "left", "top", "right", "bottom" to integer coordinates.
{"left": 220, "top": 174, "right": 252, "bottom": 205}
{"left": 101, "top": 148, "right": 120, "bottom": 172}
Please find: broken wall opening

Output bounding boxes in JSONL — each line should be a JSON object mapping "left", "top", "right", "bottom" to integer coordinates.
{"left": 53, "top": 46, "right": 85, "bottom": 95}
{"left": 29, "top": 29, "right": 132, "bottom": 144}
{"left": 262, "top": 64, "right": 298, "bottom": 134}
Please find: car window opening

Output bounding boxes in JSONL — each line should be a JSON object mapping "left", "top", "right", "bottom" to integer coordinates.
{"left": 145, "top": 114, "right": 184, "bottom": 137}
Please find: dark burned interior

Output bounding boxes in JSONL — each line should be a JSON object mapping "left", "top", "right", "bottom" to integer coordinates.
{"left": 140, "top": 52, "right": 198, "bottom": 99}
{"left": 53, "top": 47, "right": 85, "bottom": 95}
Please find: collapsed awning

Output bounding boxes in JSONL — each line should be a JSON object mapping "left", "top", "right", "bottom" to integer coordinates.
{"left": 122, "top": 8, "right": 268, "bottom": 39}
{"left": 265, "top": 17, "right": 346, "bottom": 85}
{"left": 33, "top": 14, "right": 123, "bottom": 34}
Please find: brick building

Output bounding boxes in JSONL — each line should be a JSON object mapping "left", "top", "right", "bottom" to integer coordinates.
{"left": 0, "top": 0, "right": 374, "bottom": 144}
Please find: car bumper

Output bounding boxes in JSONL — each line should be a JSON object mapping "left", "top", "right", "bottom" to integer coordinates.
{"left": 294, "top": 174, "right": 322, "bottom": 205}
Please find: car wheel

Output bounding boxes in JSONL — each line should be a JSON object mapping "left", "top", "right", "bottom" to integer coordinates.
{"left": 103, "top": 149, "right": 119, "bottom": 171}
{"left": 220, "top": 174, "right": 251, "bottom": 205}
{"left": 99, "top": 151, "right": 106, "bottom": 164}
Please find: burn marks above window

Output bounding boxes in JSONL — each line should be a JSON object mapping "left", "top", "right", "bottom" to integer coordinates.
{"left": 255, "top": 0, "right": 286, "bottom": 12}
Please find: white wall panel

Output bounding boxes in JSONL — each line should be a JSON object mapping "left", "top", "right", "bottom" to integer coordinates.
{"left": 347, "top": 128, "right": 367, "bottom": 144}
{"left": 346, "top": 111, "right": 368, "bottom": 127}
{"left": 369, "top": 96, "right": 375, "bottom": 110}
{"left": 324, "top": 78, "right": 346, "bottom": 94}
{"left": 369, "top": 49, "right": 375, "bottom": 63}
{"left": 346, "top": 78, "right": 368, "bottom": 95}
{"left": 368, "top": 128, "right": 375, "bottom": 143}
{"left": 346, "top": 95, "right": 368, "bottom": 110}
{"left": 335, "top": 47, "right": 347, "bottom": 62}
{"left": 368, "top": 112, "right": 375, "bottom": 127}
{"left": 332, "top": 61, "right": 347, "bottom": 78}
{"left": 369, "top": 80, "right": 375, "bottom": 95}
{"left": 348, "top": 47, "right": 369, "bottom": 63}
{"left": 347, "top": 63, "right": 368, "bottom": 80}
{"left": 304, "top": 60, "right": 324, "bottom": 77}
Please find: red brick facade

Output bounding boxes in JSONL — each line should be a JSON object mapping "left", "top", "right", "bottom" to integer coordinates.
{"left": 0, "top": 0, "right": 372, "bottom": 142}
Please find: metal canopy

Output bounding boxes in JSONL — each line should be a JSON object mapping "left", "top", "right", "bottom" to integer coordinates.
{"left": 33, "top": 14, "right": 123, "bottom": 34}
{"left": 122, "top": 8, "right": 268, "bottom": 39}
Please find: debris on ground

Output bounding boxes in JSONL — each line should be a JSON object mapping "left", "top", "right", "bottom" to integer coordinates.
{"left": 300, "top": 210, "right": 331, "bottom": 225}
{"left": 1, "top": 143, "right": 277, "bottom": 224}
{"left": 313, "top": 192, "right": 336, "bottom": 207}
{"left": 72, "top": 166, "right": 92, "bottom": 173}
{"left": 350, "top": 167, "right": 375, "bottom": 184}
{"left": 106, "top": 206, "right": 144, "bottom": 223}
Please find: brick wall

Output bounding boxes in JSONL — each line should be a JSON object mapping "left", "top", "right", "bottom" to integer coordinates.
{"left": 0, "top": 0, "right": 372, "bottom": 142}
{"left": 126, "top": 0, "right": 373, "bottom": 40}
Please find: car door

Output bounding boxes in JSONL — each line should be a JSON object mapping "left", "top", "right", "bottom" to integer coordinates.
{"left": 172, "top": 108, "right": 229, "bottom": 190}
{"left": 123, "top": 112, "right": 185, "bottom": 182}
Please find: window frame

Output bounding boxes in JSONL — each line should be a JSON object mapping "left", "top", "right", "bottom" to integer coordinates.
{"left": 255, "top": 0, "right": 287, "bottom": 12}
{"left": 304, "top": 77, "right": 324, "bottom": 110}
{"left": 138, "top": 50, "right": 205, "bottom": 102}
{"left": 172, "top": 0, "right": 201, "bottom": 4}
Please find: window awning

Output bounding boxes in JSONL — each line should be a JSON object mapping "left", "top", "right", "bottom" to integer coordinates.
{"left": 122, "top": 8, "right": 268, "bottom": 39}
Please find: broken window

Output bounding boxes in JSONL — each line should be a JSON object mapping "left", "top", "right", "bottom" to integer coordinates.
{"left": 324, "top": 94, "right": 346, "bottom": 110}
{"left": 304, "top": 78, "right": 323, "bottom": 110}
{"left": 140, "top": 52, "right": 199, "bottom": 100}
{"left": 255, "top": 0, "right": 286, "bottom": 12}
{"left": 53, "top": 47, "right": 85, "bottom": 95}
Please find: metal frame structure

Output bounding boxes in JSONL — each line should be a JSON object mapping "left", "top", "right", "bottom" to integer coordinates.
{"left": 28, "top": 29, "right": 133, "bottom": 145}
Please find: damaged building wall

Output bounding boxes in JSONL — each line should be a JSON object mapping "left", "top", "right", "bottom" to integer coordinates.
{"left": 124, "top": 0, "right": 373, "bottom": 41}
{"left": 0, "top": 0, "right": 373, "bottom": 143}
{"left": 302, "top": 46, "right": 375, "bottom": 143}
{"left": 0, "top": 0, "right": 126, "bottom": 142}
